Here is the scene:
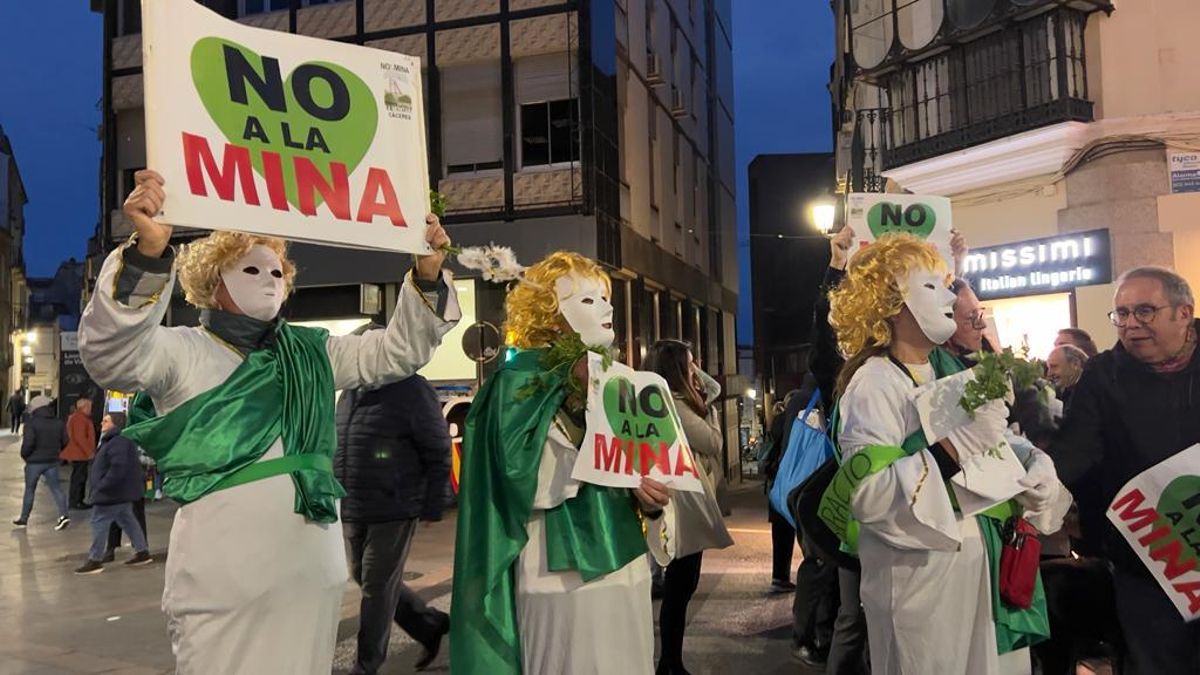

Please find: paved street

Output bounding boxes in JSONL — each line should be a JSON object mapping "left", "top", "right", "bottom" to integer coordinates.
{"left": 1, "top": 431, "right": 817, "bottom": 675}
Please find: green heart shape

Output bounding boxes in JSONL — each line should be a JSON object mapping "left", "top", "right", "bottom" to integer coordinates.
{"left": 603, "top": 376, "right": 677, "bottom": 450}
{"left": 190, "top": 37, "right": 378, "bottom": 210}
{"left": 867, "top": 200, "right": 937, "bottom": 240}
{"left": 1155, "top": 474, "right": 1200, "bottom": 568}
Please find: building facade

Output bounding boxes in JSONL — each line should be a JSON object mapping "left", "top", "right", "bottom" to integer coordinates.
{"left": 0, "top": 124, "right": 29, "bottom": 420}
{"left": 747, "top": 152, "right": 835, "bottom": 399}
{"left": 91, "top": 0, "right": 741, "bottom": 475}
{"left": 833, "top": 0, "right": 1200, "bottom": 358}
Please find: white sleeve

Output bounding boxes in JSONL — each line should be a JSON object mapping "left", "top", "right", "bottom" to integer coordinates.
{"left": 840, "top": 375, "right": 961, "bottom": 551}
{"left": 326, "top": 270, "right": 462, "bottom": 391}
{"left": 78, "top": 245, "right": 188, "bottom": 398}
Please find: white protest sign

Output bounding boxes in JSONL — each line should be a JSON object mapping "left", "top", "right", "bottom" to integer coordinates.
{"left": 847, "top": 193, "right": 954, "bottom": 269}
{"left": 1108, "top": 444, "right": 1200, "bottom": 621}
{"left": 572, "top": 353, "right": 704, "bottom": 493}
{"left": 142, "top": 0, "right": 430, "bottom": 252}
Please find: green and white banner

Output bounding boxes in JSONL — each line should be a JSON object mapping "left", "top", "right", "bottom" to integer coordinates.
{"left": 847, "top": 193, "right": 954, "bottom": 269}
{"left": 1108, "top": 443, "right": 1200, "bottom": 621}
{"left": 142, "top": 0, "right": 430, "bottom": 252}
{"left": 573, "top": 353, "right": 704, "bottom": 493}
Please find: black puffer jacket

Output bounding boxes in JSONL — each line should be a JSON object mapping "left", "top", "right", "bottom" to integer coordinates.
{"left": 334, "top": 375, "right": 452, "bottom": 524}
{"left": 1050, "top": 321, "right": 1200, "bottom": 577}
{"left": 20, "top": 405, "right": 67, "bottom": 463}
{"left": 88, "top": 431, "right": 145, "bottom": 505}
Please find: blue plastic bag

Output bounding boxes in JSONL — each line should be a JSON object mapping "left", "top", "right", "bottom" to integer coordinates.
{"left": 768, "top": 389, "right": 834, "bottom": 529}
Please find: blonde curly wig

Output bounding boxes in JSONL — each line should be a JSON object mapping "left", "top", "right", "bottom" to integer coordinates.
{"left": 176, "top": 231, "right": 296, "bottom": 309}
{"left": 505, "top": 251, "right": 611, "bottom": 349}
{"left": 830, "top": 234, "right": 948, "bottom": 394}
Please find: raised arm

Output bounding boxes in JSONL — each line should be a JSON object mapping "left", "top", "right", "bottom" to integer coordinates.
{"left": 79, "top": 170, "right": 185, "bottom": 396}
{"left": 327, "top": 216, "right": 462, "bottom": 390}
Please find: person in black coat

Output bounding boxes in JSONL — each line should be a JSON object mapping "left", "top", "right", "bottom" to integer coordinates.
{"left": 7, "top": 388, "right": 26, "bottom": 434}
{"left": 335, "top": 361, "right": 452, "bottom": 674}
{"left": 13, "top": 396, "right": 70, "bottom": 530}
{"left": 1050, "top": 267, "right": 1200, "bottom": 675}
{"left": 74, "top": 413, "right": 152, "bottom": 574}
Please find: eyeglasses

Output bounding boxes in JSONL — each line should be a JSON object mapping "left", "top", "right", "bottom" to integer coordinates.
{"left": 961, "top": 309, "right": 987, "bottom": 330}
{"left": 1108, "top": 304, "right": 1172, "bottom": 327}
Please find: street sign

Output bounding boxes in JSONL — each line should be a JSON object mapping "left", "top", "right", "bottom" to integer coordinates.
{"left": 461, "top": 321, "right": 501, "bottom": 364}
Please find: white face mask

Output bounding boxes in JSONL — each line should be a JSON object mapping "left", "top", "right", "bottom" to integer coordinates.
{"left": 901, "top": 269, "right": 957, "bottom": 345}
{"left": 219, "top": 245, "right": 286, "bottom": 321}
{"left": 555, "top": 273, "right": 615, "bottom": 348}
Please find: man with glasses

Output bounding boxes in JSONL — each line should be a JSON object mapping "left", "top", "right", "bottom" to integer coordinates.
{"left": 1050, "top": 266, "right": 1200, "bottom": 675}
{"left": 947, "top": 278, "right": 995, "bottom": 361}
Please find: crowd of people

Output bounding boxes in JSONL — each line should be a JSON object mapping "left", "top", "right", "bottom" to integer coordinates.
{"left": 5, "top": 164, "right": 1199, "bottom": 675}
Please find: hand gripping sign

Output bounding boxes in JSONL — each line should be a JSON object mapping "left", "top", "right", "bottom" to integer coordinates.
{"left": 1108, "top": 443, "right": 1200, "bottom": 621}
{"left": 142, "top": 0, "right": 430, "bottom": 253}
{"left": 572, "top": 353, "right": 704, "bottom": 493}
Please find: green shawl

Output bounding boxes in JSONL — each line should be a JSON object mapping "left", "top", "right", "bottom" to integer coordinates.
{"left": 123, "top": 323, "right": 344, "bottom": 523}
{"left": 449, "top": 349, "right": 648, "bottom": 675}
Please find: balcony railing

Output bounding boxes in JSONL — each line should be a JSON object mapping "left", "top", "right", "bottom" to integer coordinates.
{"left": 848, "top": 0, "right": 1112, "bottom": 75}
{"left": 854, "top": 8, "right": 1094, "bottom": 172}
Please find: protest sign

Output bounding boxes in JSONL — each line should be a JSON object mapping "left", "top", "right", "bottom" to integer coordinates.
{"left": 142, "top": 0, "right": 430, "bottom": 252}
{"left": 1108, "top": 444, "right": 1200, "bottom": 621}
{"left": 572, "top": 353, "right": 704, "bottom": 493}
{"left": 847, "top": 193, "right": 954, "bottom": 269}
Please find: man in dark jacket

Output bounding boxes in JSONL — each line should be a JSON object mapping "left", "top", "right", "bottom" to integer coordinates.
{"left": 12, "top": 396, "right": 70, "bottom": 530}
{"left": 335, "top": 367, "right": 452, "bottom": 674}
{"left": 1051, "top": 266, "right": 1200, "bottom": 675}
{"left": 7, "top": 388, "right": 25, "bottom": 434}
{"left": 75, "top": 412, "right": 152, "bottom": 574}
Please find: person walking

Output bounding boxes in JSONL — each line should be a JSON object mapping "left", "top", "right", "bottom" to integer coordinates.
{"left": 75, "top": 412, "right": 152, "bottom": 574}
{"left": 646, "top": 339, "right": 734, "bottom": 675}
{"left": 1051, "top": 266, "right": 1200, "bottom": 674}
{"left": 62, "top": 398, "right": 97, "bottom": 510}
{"left": 12, "top": 396, "right": 70, "bottom": 530}
{"left": 335, "top": 367, "right": 452, "bottom": 674}
{"left": 8, "top": 389, "right": 26, "bottom": 434}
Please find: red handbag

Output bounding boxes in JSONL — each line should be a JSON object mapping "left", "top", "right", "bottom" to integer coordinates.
{"left": 999, "top": 517, "right": 1041, "bottom": 609}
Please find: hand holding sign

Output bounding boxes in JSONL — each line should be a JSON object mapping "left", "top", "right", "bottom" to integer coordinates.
{"left": 415, "top": 214, "right": 450, "bottom": 282}
{"left": 573, "top": 353, "right": 704, "bottom": 493}
{"left": 124, "top": 170, "right": 173, "bottom": 258}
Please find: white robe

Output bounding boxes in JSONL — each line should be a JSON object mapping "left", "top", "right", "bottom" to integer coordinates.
{"left": 514, "top": 417, "right": 658, "bottom": 675}
{"left": 839, "top": 356, "right": 1031, "bottom": 675}
{"left": 78, "top": 246, "right": 460, "bottom": 675}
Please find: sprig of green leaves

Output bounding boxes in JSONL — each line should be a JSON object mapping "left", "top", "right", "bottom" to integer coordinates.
{"left": 514, "top": 332, "right": 615, "bottom": 406}
{"left": 959, "top": 348, "right": 1045, "bottom": 414}
{"left": 429, "top": 190, "right": 461, "bottom": 256}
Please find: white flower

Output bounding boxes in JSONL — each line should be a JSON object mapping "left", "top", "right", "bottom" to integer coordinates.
{"left": 454, "top": 243, "right": 526, "bottom": 283}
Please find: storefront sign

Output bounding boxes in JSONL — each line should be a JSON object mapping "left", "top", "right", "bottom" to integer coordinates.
{"left": 962, "top": 229, "right": 1112, "bottom": 300}
{"left": 1169, "top": 150, "right": 1200, "bottom": 195}
{"left": 1108, "top": 444, "right": 1200, "bottom": 621}
{"left": 142, "top": 0, "right": 430, "bottom": 253}
{"left": 847, "top": 193, "right": 955, "bottom": 270}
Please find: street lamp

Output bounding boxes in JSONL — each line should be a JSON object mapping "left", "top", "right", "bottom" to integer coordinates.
{"left": 746, "top": 388, "right": 757, "bottom": 400}
{"left": 810, "top": 201, "right": 836, "bottom": 235}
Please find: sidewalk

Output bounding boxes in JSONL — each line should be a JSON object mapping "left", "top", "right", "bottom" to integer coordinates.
{"left": 1, "top": 429, "right": 815, "bottom": 674}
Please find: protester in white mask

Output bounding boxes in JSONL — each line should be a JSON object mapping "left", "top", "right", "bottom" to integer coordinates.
{"left": 79, "top": 169, "right": 462, "bottom": 674}
{"left": 823, "top": 234, "right": 1065, "bottom": 675}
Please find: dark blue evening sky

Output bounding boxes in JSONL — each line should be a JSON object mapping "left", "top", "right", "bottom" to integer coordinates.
{"left": 0, "top": 2, "right": 833, "bottom": 344}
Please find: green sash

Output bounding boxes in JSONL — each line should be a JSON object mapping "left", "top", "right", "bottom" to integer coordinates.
{"left": 449, "top": 349, "right": 647, "bottom": 675}
{"left": 122, "top": 323, "right": 344, "bottom": 523}
{"left": 818, "top": 348, "right": 1049, "bottom": 653}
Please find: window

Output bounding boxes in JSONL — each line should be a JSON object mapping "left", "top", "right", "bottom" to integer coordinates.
{"left": 441, "top": 62, "right": 504, "bottom": 174}
{"left": 520, "top": 100, "right": 579, "bottom": 167}
{"left": 118, "top": 0, "right": 141, "bottom": 35}
{"left": 239, "top": 0, "right": 338, "bottom": 16}
{"left": 649, "top": 99, "right": 659, "bottom": 208}
{"left": 516, "top": 54, "right": 580, "bottom": 169}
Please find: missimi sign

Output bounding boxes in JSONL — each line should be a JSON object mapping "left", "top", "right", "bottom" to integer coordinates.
{"left": 963, "top": 229, "right": 1112, "bottom": 300}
